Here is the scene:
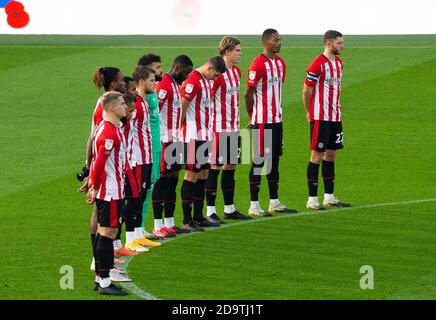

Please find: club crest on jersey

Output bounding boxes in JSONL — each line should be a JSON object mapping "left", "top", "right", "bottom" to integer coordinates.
{"left": 186, "top": 84, "right": 194, "bottom": 94}
{"left": 249, "top": 71, "right": 256, "bottom": 81}
{"left": 158, "top": 90, "right": 167, "bottom": 99}
{"left": 105, "top": 139, "right": 114, "bottom": 150}
{"left": 131, "top": 110, "right": 137, "bottom": 119}
{"left": 318, "top": 142, "right": 324, "bottom": 149}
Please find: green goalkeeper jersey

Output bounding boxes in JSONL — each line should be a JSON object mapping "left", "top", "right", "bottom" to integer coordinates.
{"left": 147, "top": 91, "right": 162, "bottom": 152}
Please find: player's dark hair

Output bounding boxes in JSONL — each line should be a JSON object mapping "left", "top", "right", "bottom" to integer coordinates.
{"left": 122, "top": 93, "right": 136, "bottom": 106}
{"left": 137, "top": 54, "right": 161, "bottom": 67}
{"left": 218, "top": 36, "right": 241, "bottom": 56}
{"left": 101, "top": 91, "right": 122, "bottom": 110}
{"left": 262, "top": 28, "right": 278, "bottom": 42}
{"left": 123, "top": 76, "right": 134, "bottom": 86}
{"left": 173, "top": 55, "right": 193, "bottom": 68}
{"left": 323, "top": 30, "right": 343, "bottom": 43}
{"left": 132, "top": 65, "right": 154, "bottom": 83}
{"left": 92, "top": 67, "right": 120, "bottom": 91}
{"left": 208, "top": 56, "right": 226, "bottom": 74}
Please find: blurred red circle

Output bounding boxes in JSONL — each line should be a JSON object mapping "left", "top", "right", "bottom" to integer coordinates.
{"left": 5, "top": 1, "right": 24, "bottom": 15}
{"left": 7, "top": 10, "right": 30, "bottom": 28}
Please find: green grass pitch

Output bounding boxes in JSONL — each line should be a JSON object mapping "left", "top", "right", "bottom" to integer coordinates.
{"left": 0, "top": 34, "right": 435, "bottom": 300}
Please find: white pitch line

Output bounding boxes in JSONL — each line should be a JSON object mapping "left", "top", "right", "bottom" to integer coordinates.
{"left": 121, "top": 198, "right": 436, "bottom": 300}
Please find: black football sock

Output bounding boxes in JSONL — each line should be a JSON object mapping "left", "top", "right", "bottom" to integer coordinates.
{"left": 152, "top": 179, "right": 165, "bottom": 220}
{"left": 322, "top": 160, "right": 335, "bottom": 194}
{"left": 181, "top": 179, "right": 195, "bottom": 225}
{"left": 164, "top": 176, "right": 178, "bottom": 218}
{"left": 221, "top": 169, "right": 235, "bottom": 206}
{"left": 93, "top": 233, "right": 100, "bottom": 276}
{"left": 307, "top": 161, "right": 320, "bottom": 197}
{"left": 193, "top": 179, "right": 206, "bottom": 221}
{"left": 206, "top": 169, "right": 220, "bottom": 206}
{"left": 137, "top": 189, "right": 149, "bottom": 228}
{"left": 249, "top": 162, "right": 263, "bottom": 201}
{"left": 124, "top": 198, "right": 140, "bottom": 232}
{"left": 266, "top": 157, "right": 280, "bottom": 200}
{"left": 96, "top": 235, "right": 113, "bottom": 279}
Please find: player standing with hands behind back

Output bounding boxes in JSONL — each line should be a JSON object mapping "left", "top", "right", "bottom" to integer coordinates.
{"left": 244, "top": 28, "right": 297, "bottom": 217}
{"left": 303, "top": 30, "right": 351, "bottom": 210}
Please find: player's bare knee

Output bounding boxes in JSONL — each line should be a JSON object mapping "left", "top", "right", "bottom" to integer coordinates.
{"left": 323, "top": 150, "right": 336, "bottom": 162}
{"left": 211, "top": 164, "right": 221, "bottom": 171}
{"left": 199, "top": 169, "right": 209, "bottom": 180}
{"left": 98, "top": 227, "right": 118, "bottom": 240}
{"left": 310, "top": 151, "right": 324, "bottom": 164}
{"left": 223, "top": 164, "right": 236, "bottom": 171}
{"left": 184, "top": 170, "right": 198, "bottom": 183}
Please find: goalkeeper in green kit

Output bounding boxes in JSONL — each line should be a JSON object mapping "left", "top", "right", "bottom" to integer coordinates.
{"left": 137, "top": 54, "right": 165, "bottom": 239}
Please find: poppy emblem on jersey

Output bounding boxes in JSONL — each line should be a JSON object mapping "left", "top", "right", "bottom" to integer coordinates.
{"left": 249, "top": 71, "right": 256, "bottom": 81}
{"left": 2, "top": 1, "right": 30, "bottom": 28}
{"left": 158, "top": 90, "right": 167, "bottom": 100}
{"left": 185, "top": 84, "right": 194, "bottom": 94}
{"left": 105, "top": 139, "right": 114, "bottom": 150}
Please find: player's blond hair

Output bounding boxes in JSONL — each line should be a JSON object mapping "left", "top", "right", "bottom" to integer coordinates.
{"left": 101, "top": 91, "right": 123, "bottom": 110}
{"left": 218, "top": 36, "right": 241, "bottom": 56}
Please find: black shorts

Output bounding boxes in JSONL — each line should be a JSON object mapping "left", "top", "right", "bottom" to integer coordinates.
{"left": 184, "top": 140, "right": 212, "bottom": 172}
{"left": 133, "top": 164, "right": 152, "bottom": 193}
{"left": 252, "top": 123, "right": 283, "bottom": 158}
{"left": 125, "top": 167, "right": 140, "bottom": 199}
{"left": 211, "top": 132, "right": 241, "bottom": 165}
{"left": 161, "top": 142, "right": 184, "bottom": 173}
{"left": 96, "top": 199, "right": 123, "bottom": 228}
{"left": 310, "top": 120, "right": 344, "bottom": 152}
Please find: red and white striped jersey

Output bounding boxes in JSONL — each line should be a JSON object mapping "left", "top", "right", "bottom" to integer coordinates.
{"left": 91, "top": 121, "right": 126, "bottom": 201}
{"left": 120, "top": 120, "right": 134, "bottom": 166}
{"left": 247, "top": 54, "right": 286, "bottom": 125}
{"left": 181, "top": 70, "right": 212, "bottom": 142}
{"left": 130, "top": 95, "right": 153, "bottom": 166}
{"left": 211, "top": 65, "right": 241, "bottom": 133}
{"left": 157, "top": 74, "right": 182, "bottom": 143}
{"left": 90, "top": 96, "right": 105, "bottom": 135}
{"left": 305, "top": 54, "right": 343, "bottom": 122}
